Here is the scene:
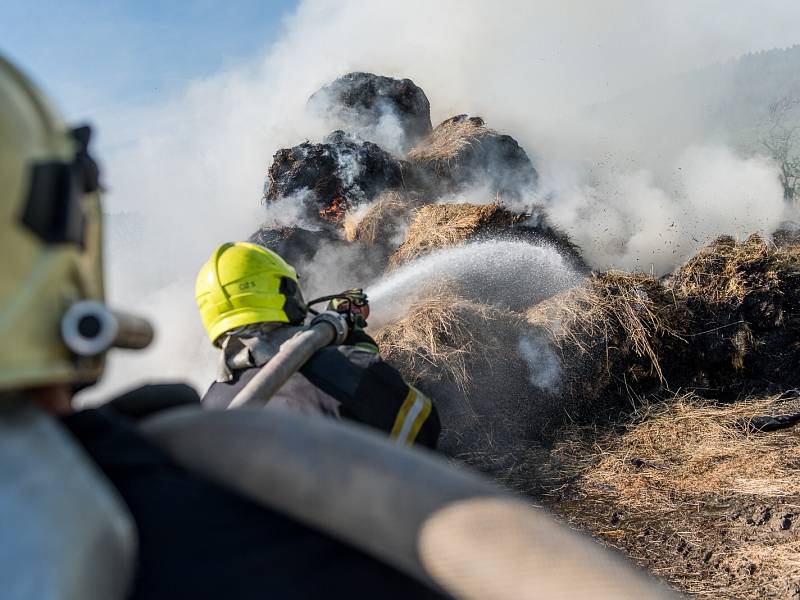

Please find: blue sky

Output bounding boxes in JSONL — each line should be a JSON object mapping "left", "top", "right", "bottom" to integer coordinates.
{"left": 1, "top": 0, "right": 297, "bottom": 121}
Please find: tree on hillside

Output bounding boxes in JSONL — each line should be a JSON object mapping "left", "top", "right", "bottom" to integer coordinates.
{"left": 760, "top": 92, "right": 800, "bottom": 202}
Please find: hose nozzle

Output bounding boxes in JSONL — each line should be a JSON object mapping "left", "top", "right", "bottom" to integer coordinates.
{"left": 309, "top": 311, "right": 349, "bottom": 346}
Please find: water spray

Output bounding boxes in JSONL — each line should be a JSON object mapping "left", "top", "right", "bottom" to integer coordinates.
{"left": 366, "top": 240, "right": 584, "bottom": 327}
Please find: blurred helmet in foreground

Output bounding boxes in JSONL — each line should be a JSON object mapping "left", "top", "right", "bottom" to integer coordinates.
{"left": 0, "top": 55, "right": 152, "bottom": 392}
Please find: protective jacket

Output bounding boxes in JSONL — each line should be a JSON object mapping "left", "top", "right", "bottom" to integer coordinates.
{"left": 203, "top": 325, "right": 440, "bottom": 449}
{"left": 61, "top": 385, "right": 449, "bottom": 600}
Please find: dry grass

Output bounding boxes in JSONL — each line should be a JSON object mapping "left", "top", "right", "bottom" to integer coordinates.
{"left": 367, "top": 225, "right": 800, "bottom": 596}
{"left": 388, "top": 203, "right": 523, "bottom": 268}
{"left": 367, "top": 225, "right": 800, "bottom": 597}
{"left": 579, "top": 394, "right": 800, "bottom": 500}
{"left": 343, "top": 191, "right": 419, "bottom": 244}
{"left": 527, "top": 271, "right": 687, "bottom": 388}
{"left": 407, "top": 115, "right": 490, "bottom": 168}
{"left": 374, "top": 285, "right": 524, "bottom": 392}
{"left": 671, "top": 234, "right": 800, "bottom": 306}
{"left": 667, "top": 234, "right": 800, "bottom": 388}
{"left": 549, "top": 392, "right": 800, "bottom": 598}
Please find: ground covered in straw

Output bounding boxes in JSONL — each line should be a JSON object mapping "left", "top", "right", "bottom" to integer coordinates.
{"left": 373, "top": 234, "right": 800, "bottom": 598}
{"left": 545, "top": 393, "right": 800, "bottom": 599}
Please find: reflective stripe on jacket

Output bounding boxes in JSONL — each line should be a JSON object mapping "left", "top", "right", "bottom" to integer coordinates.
{"left": 202, "top": 328, "right": 440, "bottom": 450}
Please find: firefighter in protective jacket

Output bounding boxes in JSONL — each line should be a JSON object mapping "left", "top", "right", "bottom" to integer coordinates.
{"left": 0, "top": 54, "right": 447, "bottom": 600}
{"left": 195, "top": 242, "right": 440, "bottom": 449}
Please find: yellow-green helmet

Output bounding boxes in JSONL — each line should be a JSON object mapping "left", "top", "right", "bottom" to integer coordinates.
{"left": 195, "top": 242, "right": 307, "bottom": 345}
{"left": 0, "top": 55, "right": 107, "bottom": 390}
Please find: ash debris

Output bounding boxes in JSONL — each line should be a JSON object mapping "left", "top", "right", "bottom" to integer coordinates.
{"left": 264, "top": 130, "right": 405, "bottom": 225}
{"left": 308, "top": 72, "right": 432, "bottom": 153}
{"left": 266, "top": 73, "right": 540, "bottom": 225}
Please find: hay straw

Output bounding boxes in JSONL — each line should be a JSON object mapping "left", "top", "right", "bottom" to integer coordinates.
{"left": 374, "top": 285, "right": 524, "bottom": 392}
{"left": 582, "top": 394, "right": 800, "bottom": 499}
{"left": 407, "top": 115, "right": 490, "bottom": 169}
{"left": 527, "top": 271, "right": 686, "bottom": 385}
{"left": 388, "top": 203, "right": 522, "bottom": 268}
{"left": 343, "top": 191, "right": 418, "bottom": 244}
{"left": 549, "top": 392, "right": 800, "bottom": 598}
{"left": 671, "top": 234, "right": 800, "bottom": 305}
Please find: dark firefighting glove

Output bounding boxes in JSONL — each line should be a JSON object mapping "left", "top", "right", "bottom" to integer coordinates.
{"left": 327, "top": 288, "right": 370, "bottom": 330}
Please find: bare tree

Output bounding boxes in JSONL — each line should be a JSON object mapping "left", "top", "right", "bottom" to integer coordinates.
{"left": 760, "top": 92, "right": 800, "bottom": 202}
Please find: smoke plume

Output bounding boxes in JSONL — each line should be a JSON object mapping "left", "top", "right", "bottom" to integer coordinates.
{"left": 518, "top": 333, "right": 562, "bottom": 391}
{"left": 544, "top": 145, "right": 790, "bottom": 274}
{"left": 80, "top": 0, "right": 800, "bottom": 402}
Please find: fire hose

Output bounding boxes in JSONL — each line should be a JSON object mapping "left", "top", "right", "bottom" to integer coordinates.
{"left": 142, "top": 306, "right": 674, "bottom": 598}
{"left": 226, "top": 311, "right": 349, "bottom": 409}
{"left": 141, "top": 406, "right": 674, "bottom": 599}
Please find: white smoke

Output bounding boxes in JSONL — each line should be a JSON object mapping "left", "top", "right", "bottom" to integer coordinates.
{"left": 544, "top": 145, "right": 791, "bottom": 274}
{"left": 77, "top": 0, "right": 800, "bottom": 402}
{"left": 518, "top": 333, "right": 562, "bottom": 391}
{"left": 372, "top": 111, "right": 407, "bottom": 156}
{"left": 331, "top": 133, "right": 366, "bottom": 193}
{"left": 308, "top": 89, "right": 409, "bottom": 156}
{"left": 261, "top": 189, "right": 323, "bottom": 231}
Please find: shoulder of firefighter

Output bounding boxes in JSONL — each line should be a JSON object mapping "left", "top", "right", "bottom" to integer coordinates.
{"left": 204, "top": 324, "right": 441, "bottom": 450}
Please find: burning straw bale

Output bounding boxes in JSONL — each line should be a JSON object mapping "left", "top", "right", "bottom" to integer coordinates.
{"left": 374, "top": 286, "right": 545, "bottom": 482}
{"left": 249, "top": 225, "right": 333, "bottom": 266}
{"left": 407, "top": 114, "right": 538, "bottom": 197}
{"left": 670, "top": 234, "right": 800, "bottom": 396}
{"left": 672, "top": 234, "right": 798, "bottom": 307}
{"left": 264, "top": 130, "right": 405, "bottom": 224}
{"left": 388, "top": 203, "right": 524, "bottom": 268}
{"left": 387, "top": 202, "right": 586, "bottom": 271}
{"left": 308, "top": 72, "right": 432, "bottom": 153}
{"left": 522, "top": 235, "right": 800, "bottom": 410}
{"left": 547, "top": 392, "right": 800, "bottom": 598}
{"left": 343, "top": 191, "right": 423, "bottom": 246}
{"left": 526, "top": 271, "right": 689, "bottom": 412}
{"left": 374, "top": 285, "right": 524, "bottom": 392}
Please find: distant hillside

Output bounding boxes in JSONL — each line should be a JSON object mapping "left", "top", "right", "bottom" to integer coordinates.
{"left": 579, "top": 45, "right": 800, "bottom": 159}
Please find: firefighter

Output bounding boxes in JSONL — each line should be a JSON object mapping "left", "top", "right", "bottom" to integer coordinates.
{"left": 196, "top": 241, "right": 441, "bottom": 449}
{"left": 0, "top": 54, "right": 447, "bottom": 599}
{"left": 0, "top": 52, "right": 140, "bottom": 600}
